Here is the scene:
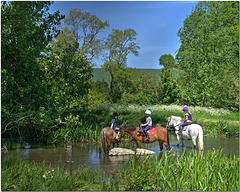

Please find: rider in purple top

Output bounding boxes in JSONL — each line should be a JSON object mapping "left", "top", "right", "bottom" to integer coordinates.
{"left": 180, "top": 105, "right": 192, "bottom": 133}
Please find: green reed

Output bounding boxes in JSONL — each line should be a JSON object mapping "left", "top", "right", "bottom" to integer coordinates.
{"left": 1, "top": 156, "right": 105, "bottom": 191}
{"left": 2, "top": 149, "right": 239, "bottom": 191}
{"left": 120, "top": 149, "right": 239, "bottom": 191}
{"left": 50, "top": 123, "right": 102, "bottom": 143}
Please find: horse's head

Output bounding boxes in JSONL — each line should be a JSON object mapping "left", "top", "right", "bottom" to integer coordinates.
{"left": 166, "top": 116, "right": 182, "bottom": 131}
{"left": 118, "top": 126, "right": 126, "bottom": 138}
{"left": 119, "top": 125, "right": 136, "bottom": 137}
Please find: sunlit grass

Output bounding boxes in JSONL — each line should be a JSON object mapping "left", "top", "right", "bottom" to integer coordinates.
{"left": 2, "top": 149, "right": 238, "bottom": 191}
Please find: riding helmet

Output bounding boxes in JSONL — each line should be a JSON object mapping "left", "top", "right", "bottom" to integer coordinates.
{"left": 113, "top": 112, "right": 119, "bottom": 117}
{"left": 182, "top": 105, "right": 189, "bottom": 111}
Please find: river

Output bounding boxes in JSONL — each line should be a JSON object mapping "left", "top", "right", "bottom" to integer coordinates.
{"left": 1, "top": 133, "right": 239, "bottom": 172}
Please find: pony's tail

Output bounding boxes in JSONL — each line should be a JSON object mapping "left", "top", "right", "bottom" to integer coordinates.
{"left": 102, "top": 129, "right": 107, "bottom": 154}
{"left": 198, "top": 126, "right": 204, "bottom": 151}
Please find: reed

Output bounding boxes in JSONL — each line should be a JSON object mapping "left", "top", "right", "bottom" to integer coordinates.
{"left": 120, "top": 149, "right": 239, "bottom": 191}
{"left": 2, "top": 149, "right": 238, "bottom": 191}
{"left": 50, "top": 123, "right": 102, "bottom": 143}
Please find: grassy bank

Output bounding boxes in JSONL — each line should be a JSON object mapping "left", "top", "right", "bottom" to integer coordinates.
{"left": 47, "top": 104, "right": 238, "bottom": 143}
{"left": 2, "top": 149, "right": 239, "bottom": 191}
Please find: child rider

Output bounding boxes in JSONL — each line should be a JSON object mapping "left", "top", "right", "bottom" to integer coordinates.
{"left": 140, "top": 109, "right": 152, "bottom": 141}
{"left": 111, "top": 112, "right": 120, "bottom": 140}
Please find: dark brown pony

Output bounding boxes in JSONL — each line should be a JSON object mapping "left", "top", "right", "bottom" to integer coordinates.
{"left": 121, "top": 125, "right": 170, "bottom": 151}
{"left": 99, "top": 127, "right": 124, "bottom": 154}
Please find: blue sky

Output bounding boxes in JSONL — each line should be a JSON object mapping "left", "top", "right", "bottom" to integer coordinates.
{"left": 49, "top": 1, "right": 198, "bottom": 69}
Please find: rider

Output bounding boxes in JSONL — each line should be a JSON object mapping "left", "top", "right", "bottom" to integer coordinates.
{"left": 180, "top": 105, "right": 192, "bottom": 133}
{"left": 140, "top": 109, "right": 152, "bottom": 141}
{"left": 111, "top": 112, "right": 120, "bottom": 140}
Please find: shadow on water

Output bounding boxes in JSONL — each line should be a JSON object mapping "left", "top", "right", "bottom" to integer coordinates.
{"left": 1, "top": 133, "right": 239, "bottom": 173}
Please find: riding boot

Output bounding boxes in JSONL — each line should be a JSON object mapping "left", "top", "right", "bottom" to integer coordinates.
{"left": 144, "top": 130, "right": 150, "bottom": 141}
{"left": 138, "top": 124, "right": 143, "bottom": 133}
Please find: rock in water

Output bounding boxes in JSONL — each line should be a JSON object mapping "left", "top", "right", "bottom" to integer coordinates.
{"left": 136, "top": 148, "right": 156, "bottom": 155}
{"left": 109, "top": 148, "right": 135, "bottom": 156}
{"left": 109, "top": 148, "right": 156, "bottom": 156}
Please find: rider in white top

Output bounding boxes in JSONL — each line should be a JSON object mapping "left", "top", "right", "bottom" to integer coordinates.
{"left": 140, "top": 109, "right": 152, "bottom": 141}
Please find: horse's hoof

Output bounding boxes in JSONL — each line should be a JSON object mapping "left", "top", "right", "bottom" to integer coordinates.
{"left": 177, "top": 144, "right": 179, "bottom": 147}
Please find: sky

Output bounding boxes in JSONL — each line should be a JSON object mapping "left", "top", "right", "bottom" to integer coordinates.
{"left": 49, "top": 1, "right": 198, "bottom": 69}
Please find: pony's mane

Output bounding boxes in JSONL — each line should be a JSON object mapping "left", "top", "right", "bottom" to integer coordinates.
{"left": 171, "top": 116, "right": 182, "bottom": 121}
{"left": 122, "top": 125, "right": 136, "bottom": 131}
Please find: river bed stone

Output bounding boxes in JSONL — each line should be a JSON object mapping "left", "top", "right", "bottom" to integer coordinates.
{"left": 109, "top": 147, "right": 156, "bottom": 156}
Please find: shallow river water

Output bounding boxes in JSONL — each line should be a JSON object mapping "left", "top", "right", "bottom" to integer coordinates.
{"left": 1, "top": 133, "right": 239, "bottom": 172}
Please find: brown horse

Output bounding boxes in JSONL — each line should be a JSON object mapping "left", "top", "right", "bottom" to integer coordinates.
{"left": 121, "top": 125, "right": 170, "bottom": 151}
{"left": 99, "top": 127, "right": 124, "bottom": 154}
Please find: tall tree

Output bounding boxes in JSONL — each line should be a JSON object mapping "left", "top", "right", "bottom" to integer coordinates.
{"left": 159, "top": 54, "right": 175, "bottom": 69}
{"left": 102, "top": 28, "right": 140, "bottom": 102}
{"left": 1, "top": 1, "right": 64, "bottom": 137}
{"left": 176, "top": 1, "right": 239, "bottom": 108}
{"left": 61, "top": 8, "right": 109, "bottom": 63}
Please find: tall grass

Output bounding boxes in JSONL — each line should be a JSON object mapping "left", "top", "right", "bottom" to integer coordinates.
{"left": 2, "top": 149, "right": 239, "bottom": 191}
{"left": 89, "top": 104, "right": 239, "bottom": 136}
{"left": 50, "top": 123, "right": 102, "bottom": 143}
{"left": 1, "top": 156, "right": 105, "bottom": 191}
{"left": 120, "top": 149, "right": 239, "bottom": 191}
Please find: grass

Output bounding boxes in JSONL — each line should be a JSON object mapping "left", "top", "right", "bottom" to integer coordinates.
{"left": 87, "top": 104, "right": 239, "bottom": 136}
{"left": 120, "top": 149, "right": 239, "bottom": 191}
{"left": 47, "top": 104, "right": 238, "bottom": 143}
{"left": 2, "top": 149, "right": 239, "bottom": 191}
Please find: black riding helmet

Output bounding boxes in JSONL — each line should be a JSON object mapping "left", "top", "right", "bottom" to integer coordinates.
{"left": 113, "top": 112, "right": 119, "bottom": 117}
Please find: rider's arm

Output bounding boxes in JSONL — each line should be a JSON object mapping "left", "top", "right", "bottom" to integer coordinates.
{"left": 142, "top": 119, "right": 150, "bottom": 126}
{"left": 184, "top": 113, "right": 189, "bottom": 122}
{"left": 110, "top": 123, "right": 114, "bottom": 129}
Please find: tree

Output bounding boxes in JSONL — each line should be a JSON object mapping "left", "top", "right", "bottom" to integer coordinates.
{"left": 176, "top": 1, "right": 239, "bottom": 108}
{"left": 102, "top": 28, "right": 140, "bottom": 102}
{"left": 61, "top": 8, "right": 109, "bottom": 63}
{"left": 159, "top": 54, "right": 175, "bottom": 69}
{"left": 1, "top": 1, "right": 64, "bottom": 138}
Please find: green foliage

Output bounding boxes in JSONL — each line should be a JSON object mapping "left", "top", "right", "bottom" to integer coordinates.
{"left": 62, "top": 8, "right": 109, "bottom": 61}
{"left": 1, "top": 156, "right": 105, "bottom": 191}
{"left": 102, "top": 28, "right": 140, "bottom": 101}
{"left": 121, "top": 149, "right": 239, "bottom": 191}
{"left": 2, "top": 149, "right": 238, "bottom": 191}
{"left": 176, "top": 1, "right": 239, "bottom": 108}
{"left": 159, "top": 54, "right": 176, "bottom": 69}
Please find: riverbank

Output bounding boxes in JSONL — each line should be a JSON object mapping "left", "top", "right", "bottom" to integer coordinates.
{"left": 49, "top": 104, "right": 239, "bottom": 143}
{"left": 2, "top": 149, "right": 239, "bottom": 191}
{"left": 2, "top": 104, "right": 238, "bottom": 144}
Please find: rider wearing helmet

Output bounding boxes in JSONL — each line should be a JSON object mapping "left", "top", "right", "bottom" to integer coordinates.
{"left": 180, "top": 105, "right": 192, "bottom": 133}
{"left": 111, "top": 112, "right": 120, "bottom": 140}
{"left": 140, "top": 109, "right": 152, "bottom": 141}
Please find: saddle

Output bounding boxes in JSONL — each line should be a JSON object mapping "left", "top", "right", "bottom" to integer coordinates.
{"left": 139, "top": 128, "right": 156, "bottom": 136}
{"left": 182, "top": 123, "right": 192, "bottom": 131}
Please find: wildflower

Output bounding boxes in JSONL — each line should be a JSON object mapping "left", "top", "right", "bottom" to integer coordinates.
{"left": 48, "top": 171, "right": 51, "bottom": 174}
{"left": 43, "top": 175, "right": 46, "bottom": 179}
{"left": 11, "top": 185, "right": 17, "bottom": 188}
{"left": 52, "top": 169, "right": 54, "bottom": 172}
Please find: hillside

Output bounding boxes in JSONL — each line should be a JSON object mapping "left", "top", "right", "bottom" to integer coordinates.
{"left": 92, "top": 68, "right": 161, "bottom": 83}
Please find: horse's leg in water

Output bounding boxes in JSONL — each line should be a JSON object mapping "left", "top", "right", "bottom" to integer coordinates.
{"left": 158, "top": 140, "right": 163, "bottom": 151}
{"left": 135, "top": 140, "right": 142, "bottom": 148}
{"left": 112, "top": 143, "right": 115, "bottom": 148}
{"left": 117, "top": 141, "right": 120, "bottom": 148}
{"left": 106, "top": 138, "right": 112, "bottom": 153}
{"left": 176, "top": 134, "right": 181, "bottom": 148}
{"left": 191, "top": 137, "right": 197, "bottom": 150}
{"left": 182, "top": 139, "right": 185, "bottom": 148}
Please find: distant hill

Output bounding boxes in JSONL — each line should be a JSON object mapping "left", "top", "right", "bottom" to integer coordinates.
{"left": 92, "top": 68, "right": 161, "bottom": 83}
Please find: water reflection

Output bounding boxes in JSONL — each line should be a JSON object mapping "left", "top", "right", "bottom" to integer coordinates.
{"left": 1, "top": 133, "right": 239, "bottom": 172}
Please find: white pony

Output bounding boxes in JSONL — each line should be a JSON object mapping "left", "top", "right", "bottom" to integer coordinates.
{"left": 166, "top": 116, "right": 204, "bottom": 151}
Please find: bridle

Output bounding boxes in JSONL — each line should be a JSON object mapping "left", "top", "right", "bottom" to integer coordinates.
{"left": 166, "top": 116, "right": 182, "bottom": 130}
